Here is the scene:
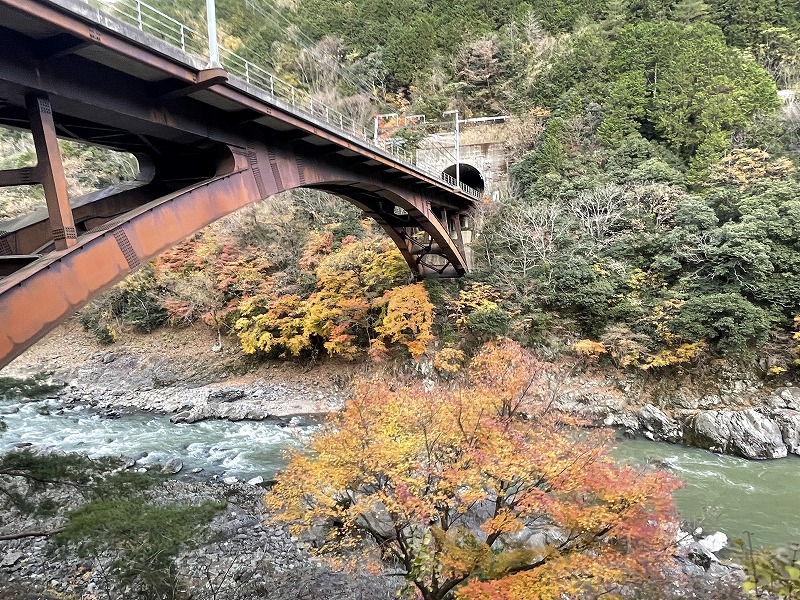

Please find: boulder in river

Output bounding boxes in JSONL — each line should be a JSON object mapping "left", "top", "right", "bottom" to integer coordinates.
{"left": 170, "top": 411, "right": 203, "bottom": 424}
{"left": 161, "top": 458, "right": 184, "bottom": 474}
{"left": 637, "top": 403, "right": 682, "bottom": 443}
{"left": 683, "top": 409, "right": 787, "bottom": 459}
{"left": 771, "top": 409, "right": 800, "bottom": 456}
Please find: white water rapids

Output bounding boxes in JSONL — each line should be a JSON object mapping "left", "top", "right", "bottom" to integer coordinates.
{"left": 2, "top": 396, "right": 799, "bottom": 548}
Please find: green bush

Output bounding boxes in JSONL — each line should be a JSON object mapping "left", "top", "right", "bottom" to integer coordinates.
{"left": 79, "top": 264, "right": 168, "bottom": 343}
{"left": 670, "top": 293, "right": 770, "bottom": 355}
{"left": 57, "top": 498, "right": 223, "bottom": 600}
{"left": 466, "top": 307, "right": 512, "bottom": 340}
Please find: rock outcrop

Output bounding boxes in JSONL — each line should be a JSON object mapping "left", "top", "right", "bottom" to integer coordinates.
{"left": 683, "top": 409, "right": 787, "bottom": 459}
{"left": 637, "top": 403, "right": 682, "bottom": 443}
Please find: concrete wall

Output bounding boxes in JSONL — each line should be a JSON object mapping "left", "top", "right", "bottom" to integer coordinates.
{"left": 415, "top": 133, "right": 509, "bottom": 200}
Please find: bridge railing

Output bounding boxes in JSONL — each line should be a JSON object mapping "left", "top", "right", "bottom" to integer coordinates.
{"left": 95, "top": 0, "right": 206, "bottom": 55}
{"left": 80, "top": 0, "right": 481, "bottom": 199}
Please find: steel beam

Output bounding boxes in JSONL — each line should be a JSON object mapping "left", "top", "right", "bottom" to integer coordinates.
{"left": 0, "top": 161, "right": 259, "bottom": 369}
{"left": 26, "top": 93, "right": 76, "bottom": 250}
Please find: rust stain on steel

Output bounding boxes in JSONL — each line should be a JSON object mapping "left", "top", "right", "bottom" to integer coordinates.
{"left": 0, "top": 168, "right": 260, "bottom": 369}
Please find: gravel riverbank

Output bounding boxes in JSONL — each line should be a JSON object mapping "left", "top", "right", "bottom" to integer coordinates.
{"left": 0, "top": 473, "right": 400, "bottom": 600}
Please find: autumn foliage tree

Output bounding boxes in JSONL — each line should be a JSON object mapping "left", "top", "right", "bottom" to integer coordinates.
{"left": 266, "top": 339, "right": 680, "bottom": 600}
{"left": 234, "top": 229, "right": 438, "bottom": 360}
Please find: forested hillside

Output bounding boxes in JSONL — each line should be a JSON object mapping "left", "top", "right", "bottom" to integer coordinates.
{"left": 5, "top": 3, "right": 800, "bottom": 598}
{"left": 4, "top": 0, "right": 800, "bottom": 374}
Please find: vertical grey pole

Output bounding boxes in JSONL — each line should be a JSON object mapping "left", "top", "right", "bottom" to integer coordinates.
{"left": 206, "top": 0, "right": 220, "bottom": 68}
{"left": 374, "top": 115, "right": 379, "bottom": 144}
{"left": 454, "top": 110, "right": 460, "bottom": 189}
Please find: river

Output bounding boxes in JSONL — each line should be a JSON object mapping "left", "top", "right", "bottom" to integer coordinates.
{"left": 1, "top": 397, "right": 798, "bottom": 549}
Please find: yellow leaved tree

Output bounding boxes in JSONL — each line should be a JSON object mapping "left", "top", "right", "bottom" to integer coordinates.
{"left": 373, "top": 283, "right": 435, "bottom": 359}
{"left": 234, "top": 232, "right": 436, "bottom": 360}
{"left": 266, "top": 339, "right": 680, "bottom": 600}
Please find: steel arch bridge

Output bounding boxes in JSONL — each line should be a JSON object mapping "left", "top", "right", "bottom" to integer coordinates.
{"left": 0, "top": 0, "right": 481, "bottom": 369}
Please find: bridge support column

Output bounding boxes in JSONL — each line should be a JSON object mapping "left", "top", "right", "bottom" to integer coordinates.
{"left": 26, "top": 93, "right": 76, "bottom": 250}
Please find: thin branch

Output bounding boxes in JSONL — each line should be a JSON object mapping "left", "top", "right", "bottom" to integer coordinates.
{"left": 0, "top": 526, "right": 65, "bottom": 540}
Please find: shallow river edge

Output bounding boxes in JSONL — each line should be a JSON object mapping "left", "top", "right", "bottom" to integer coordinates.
{"left": 3, "top": 339, "right": 795, "bottom": 598}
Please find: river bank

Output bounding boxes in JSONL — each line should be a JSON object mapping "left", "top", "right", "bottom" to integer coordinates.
{"left": 5, "top": 320, "right": 799, "bottom": 461}
{"left": 2, "top": 321, "right": 793, "bottom": 598}
{"left": 0, "top": 441, "right": 749, "bottom": 600}
{"left": 2, "top": 321, "right": 352, "bottom": 420}
{"left": 0, "top": 470, "right": 400, "bottom": 600}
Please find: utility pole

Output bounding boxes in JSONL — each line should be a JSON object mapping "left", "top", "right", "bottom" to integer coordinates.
{"left": 206, "top": 0, "right": 220, "bottom": 68}
{"left": 443, "top": 109, "right": 460, "bottom": 189}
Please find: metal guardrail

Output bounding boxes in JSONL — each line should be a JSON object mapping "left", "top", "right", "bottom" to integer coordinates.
{"left": 85, "top": 0, "right": 481, "bottom": 200}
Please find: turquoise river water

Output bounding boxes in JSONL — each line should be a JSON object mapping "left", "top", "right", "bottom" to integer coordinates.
{"left": 1, "top": 397, "right": 798, "bottom": 548}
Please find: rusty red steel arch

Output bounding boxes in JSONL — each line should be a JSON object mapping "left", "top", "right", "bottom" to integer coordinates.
{"left": 0, "top": 139, "right": 468, "bottom": 369}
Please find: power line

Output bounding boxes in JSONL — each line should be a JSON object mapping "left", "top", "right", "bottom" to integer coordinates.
{"left": 240, "top": 0, "right": 377, "bottom": 99}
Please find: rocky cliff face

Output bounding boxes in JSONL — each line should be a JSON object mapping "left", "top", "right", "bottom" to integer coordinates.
{"left": 556, "top": 375, "right": 800, "bottom": 460}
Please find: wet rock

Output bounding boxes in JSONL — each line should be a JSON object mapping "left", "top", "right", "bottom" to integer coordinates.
{"left": 170, "top": 411, "right": 202, "bottom": 424}
{"left": 771, "top": 409, "right": 800, "bottom": 455}
{"left": 637, "top": 403, "right": 682, "bottom": 443}
{"left": 208, "top": 389, "right": 245, "bottom": 403}
{"left": 246, "top": 475, "right": 264, "bottom": 486}
{"left": 223, "top": 476, "right": 239, "bottom": 485}
{"left": 162, "top": 458, "right": 184, "bottom": 474}
{"left": 683, "top": 409, "right": 787, "bottom": 459}
{"left": 727, "top": 410, "right": 786, "bottom": 459}
{"left": 648, "top": 457, "right": 677, "bottom": 471}
{"left": 0, "top": 405, "right": 19, "bottom": 414}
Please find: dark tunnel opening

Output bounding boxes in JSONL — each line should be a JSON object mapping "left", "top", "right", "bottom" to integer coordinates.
{"left": 442, "top": 164, "right": 485, "bottom": 194}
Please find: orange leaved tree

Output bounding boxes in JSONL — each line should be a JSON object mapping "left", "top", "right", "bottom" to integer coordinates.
{"left": 266, "top": 340, "right": 680, "bottom": 600}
